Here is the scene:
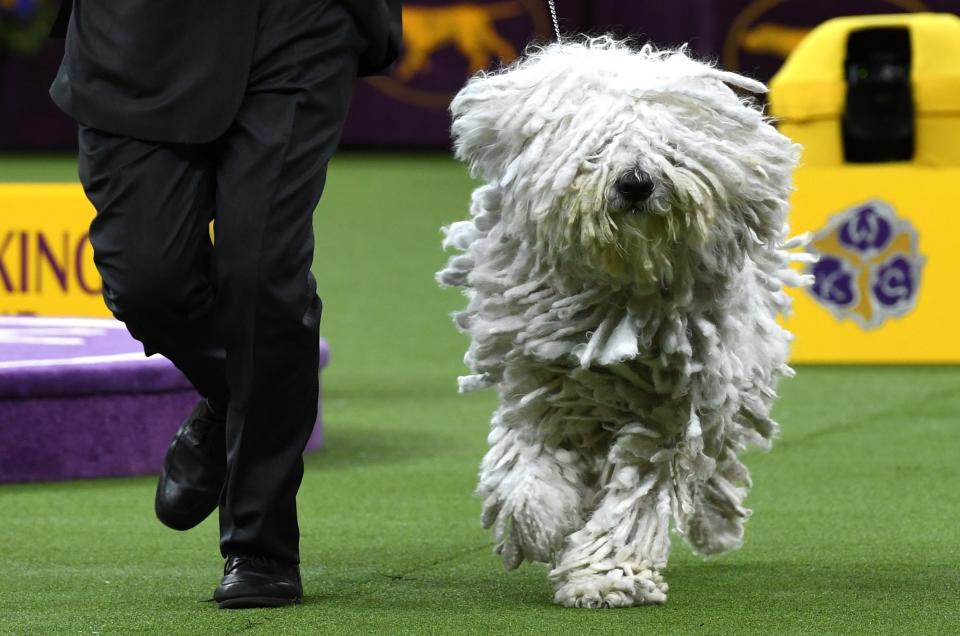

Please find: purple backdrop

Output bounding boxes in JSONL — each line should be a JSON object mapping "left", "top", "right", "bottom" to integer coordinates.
{"left": 2, "top": 0, "right": 958, "bottom": 152}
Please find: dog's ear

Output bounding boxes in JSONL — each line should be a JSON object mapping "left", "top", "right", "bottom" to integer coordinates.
{"left": 449, "top": 65, "right": 546, "bottom": 181}
{"left": 449, "top": 74, "right": 500, "bottom": 175}
{"left": 709, "top": 69, "right": 767, "bottom": 96}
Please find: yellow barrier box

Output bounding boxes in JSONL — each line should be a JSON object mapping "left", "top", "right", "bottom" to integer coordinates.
{"left": 770, "top": 13, "right": 960, "bottom": 362}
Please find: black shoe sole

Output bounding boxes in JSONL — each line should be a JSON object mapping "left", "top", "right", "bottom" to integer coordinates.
{"left": 154, "top": 400, "right": 226, "bottom": 531}
{"left": 154, "top": 475, "right": 220, "bottom": 531}
{"left": 154, "top": 479, "right": 220, "bottom": 531}
{"left": 216, "top": 596, "right": 302, "bottom": 610}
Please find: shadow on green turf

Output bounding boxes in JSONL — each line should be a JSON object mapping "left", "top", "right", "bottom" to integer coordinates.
{"left": 296, "top": 557, "right": 956, "bottom": 611}
{"left": 304, "top": 425, "right": 458, "bottom": 471}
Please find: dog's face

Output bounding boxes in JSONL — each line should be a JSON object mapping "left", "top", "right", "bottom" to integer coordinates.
{"left": 451, "top": 39, "right": 801, "bottom": 289}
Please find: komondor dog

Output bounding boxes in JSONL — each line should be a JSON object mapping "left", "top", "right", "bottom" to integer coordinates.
{"left": 437, "top": 37, "right": 810, "bottom": 608}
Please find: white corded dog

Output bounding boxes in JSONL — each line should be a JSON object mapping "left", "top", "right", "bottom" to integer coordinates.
{"left": 438, "top": 37, "right": 811, "bottom": 609}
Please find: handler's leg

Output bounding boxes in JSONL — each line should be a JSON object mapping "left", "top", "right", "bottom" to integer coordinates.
{"left": 78, "top": 127, "right": 229, "bottom": 408}
{"left": 79, "top": 130, "right": 234, "bottom": 532}
{"left": 211, "top": 0, "right": 362, "bottom": 568}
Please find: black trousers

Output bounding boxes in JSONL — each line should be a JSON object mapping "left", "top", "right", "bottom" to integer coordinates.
{"left": 77, "top": 0, "right": 363, "bottom": 564}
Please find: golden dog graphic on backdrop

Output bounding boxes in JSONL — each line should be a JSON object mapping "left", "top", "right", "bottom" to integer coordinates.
{"left": 396, "top": 2, "right": 523, "bottom": 80}
{"left": 741, "top": 23, "right": 811, "bottom": 58}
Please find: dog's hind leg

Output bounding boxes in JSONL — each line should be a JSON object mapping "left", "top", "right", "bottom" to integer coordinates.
{"left": 478, "top": 408, "right": 591, "bottom": 570}
{"left": 549, "top": 436, "right": 672, "bottom": 608}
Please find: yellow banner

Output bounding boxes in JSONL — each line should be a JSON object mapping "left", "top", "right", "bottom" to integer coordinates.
{"left": 1, "top": 179, "right": 956, "bottom": 361}
{"left": 0, "top": 184, "right": 109, "bottom": 318}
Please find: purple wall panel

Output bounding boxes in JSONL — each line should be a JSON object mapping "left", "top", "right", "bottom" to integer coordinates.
{"left": 0, "top": 40, "right": 77, "bottom": 152}
{"left": 2, "top": 1, "right": 959, "bottom": 152}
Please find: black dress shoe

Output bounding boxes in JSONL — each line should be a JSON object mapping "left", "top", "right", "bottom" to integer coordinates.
{"left": 214, "top": 555, "right": 303, "bottom": 609}
{"left": 154, "top": 398, "right": 227, "bottom": 531}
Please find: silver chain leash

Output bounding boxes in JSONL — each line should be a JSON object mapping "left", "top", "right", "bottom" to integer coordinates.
{"left": 547, "top": 0, "right": 561, "bottom": 40}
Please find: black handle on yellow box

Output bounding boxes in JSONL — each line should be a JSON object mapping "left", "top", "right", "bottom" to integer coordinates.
{"left": 842, "top": 27, "right": 914, "bottom": 163}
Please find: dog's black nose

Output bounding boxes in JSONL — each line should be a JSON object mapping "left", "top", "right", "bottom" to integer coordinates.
{"left": 617, "top": 171, "right": 655, "bottom": 203}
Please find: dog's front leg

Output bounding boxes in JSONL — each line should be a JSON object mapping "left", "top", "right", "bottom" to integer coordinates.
{"left": 549, "top": 442, "right": 671, "bottom": 609}
{"left": 686, "top": 448, "right": 752, "bottom": 556}
{"left": 478, "top": 407, "right": 590, "bottom": 570}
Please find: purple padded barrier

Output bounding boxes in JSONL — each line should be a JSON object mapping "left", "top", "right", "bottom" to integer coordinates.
{"left": 0, "top": 316, "right": 329, "bottom": 483}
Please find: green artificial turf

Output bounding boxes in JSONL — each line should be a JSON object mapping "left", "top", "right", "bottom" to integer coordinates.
{"left": 1, "top": 154, "right": 959, "bottom": 634}
{"left": 0, "top": 154, "right": 80, "bottom": 182}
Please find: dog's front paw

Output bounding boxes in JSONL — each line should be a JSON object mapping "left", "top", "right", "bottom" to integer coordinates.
{"left": 480, "top": 452, "right": 587, "bottom": 570}
{"left": 686, "top": 508, "right": 745, "bottom": 556}
{"left": 552, "top": 562, "right": 668, "bottom": 608}
{"left": 686, "top": 483, "right": 749, "bottom": 556}
{"left": 483, "top": 491, "right": 581, "bottom": 570}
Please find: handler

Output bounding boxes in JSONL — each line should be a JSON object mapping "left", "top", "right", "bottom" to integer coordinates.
{"left": 49, "top": 0, "right": 401, "bottom": 609}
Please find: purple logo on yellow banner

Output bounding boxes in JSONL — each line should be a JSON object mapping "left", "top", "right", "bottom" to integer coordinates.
{"left": 807, "top": 200, "right": 924, "bottom": 330}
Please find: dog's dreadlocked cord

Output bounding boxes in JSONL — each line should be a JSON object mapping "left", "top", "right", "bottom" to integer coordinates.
{"left": 547, "top": 0, "right": 561, "bottom": 40}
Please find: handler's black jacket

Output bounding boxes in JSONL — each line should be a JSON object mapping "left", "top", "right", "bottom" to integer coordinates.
{"left": 48, "top": 0, "right": 402, "bottom": 143}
